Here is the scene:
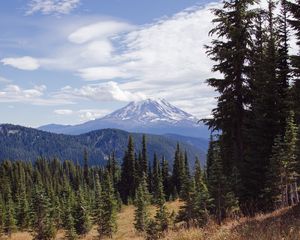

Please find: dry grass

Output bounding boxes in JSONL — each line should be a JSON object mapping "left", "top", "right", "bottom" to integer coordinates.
{"left": 2, "top": 201, "right": 300, "bottom": 240}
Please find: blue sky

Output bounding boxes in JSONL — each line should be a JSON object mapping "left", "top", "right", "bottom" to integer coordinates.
{"left": 0, "top": 0, "right": 222, "bottom": 127}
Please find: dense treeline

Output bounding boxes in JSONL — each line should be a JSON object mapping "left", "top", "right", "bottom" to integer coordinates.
{"left": 205, "top": 0, "right": 300, "bottom": 218}
{"left": 0, "top": 135, "right": 210, "bottom": 239}
{"left": 0, "top": 125, "right": 206, "bottom": 166}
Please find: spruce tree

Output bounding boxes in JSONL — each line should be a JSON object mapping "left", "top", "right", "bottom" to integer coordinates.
{"left": 207, "top": 140, "right": 239, "bottom": 224}
{"left": 65, "top": 205, "right": 77, "bottom": 240}
{"left": 152, "top": 153, "right": 161, "bottom": 203}
{"left": 98, "top": 171, "right": 117, "bottom": 238}
{"left": 205, "top": 0, "right": 256, "bottom": 193}
{"left": 176, "top": 179, "right": 195, "bottom": 228}
{"left": 4, "top": 190, "right": 16, "bottom": 236}
{"left": 172, "top": 143, "right": 184, "bottom": 196}
{"left": 154, "top": 173, "right": 169, "bottom": 234}
{"left": 83, "top": 149, "right": 89, "bottom": 186}
{"left": 0, "top": 196, "right": 4, "bottom": 235}
{"left": 142, "top": 135, "right": 148, "bottom": 175}
{"left": 134, "top": 173, "right": 150, "bottom": 232}
{"left": 161, "top": 156, "right": 170, "bottom": 200}
{"left": 194, "top": 168, "right": 210, "bottom": 227}
{"left": 264, "top": 135, "right": 284, "bottom": 210}
{"left": 30, "top": 185, "right": 56, "bottom": 240}
{"left": 74, "top": 187, "right": 91, "bottom": 236}
{"left": 119, "top": 135, "right": 136, "bottom": 204}
{"left": 286, "top": 0, "right": 300, "bottom": 124}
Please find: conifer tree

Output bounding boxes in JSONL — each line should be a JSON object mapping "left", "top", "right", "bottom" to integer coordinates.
{"left": 4, "top": 190, "right": 16, "bottom": 235}
{"left": 134, "top": 173, "right": 150, "bottom": 232}
{"left": 142, "top": 135, "right": 148, "bottom": 175}
{"left": 98, "top": 171, "right": 117, "bottom": 238}
{"left": 286, "top": 0, "right": 300, "bottom": 124}
{"left": 83, "top": 149, "right": 89, "bottom": 186}
{"left": 207, "top": 140, "right": 239, "bottom": 224}
{"left": 205, "top": 0, "right": 256, "bottom": 192}
{"left": 176, "top": 179, "right": 195, "bottom": 228}
{"left": 194, "top": 161, "right": 210, "bottom": 227}
{"left": 264, "top": 135, "right": 284, "bottom": 210}
{"left": 172, "top": 143, "right": 184, "bottom": 196}
{"left": 152, "top": 153, "right": 161, "bottom": 203}
{"left": 74, "top": 188, "right": 91, "bottom": 235}
{"left": 93, "top": 174, "right": 103, "bottom": 224}
{"left": 277, "top": 0, "right": 291, "bottom": 133}
{"left": 0, "top": 196, "right": 4, "bottom": 235}
{"left": 161, "top": 156, "right": 170, "bottom": 200}
{"left": 30, "top": 185, "right": 56, "bottom": 240}
{"left": 120, "top": 135, "right": 136, "bottom": 204}
{"left": 16, "top": 181, "right": 29, "bottom": 230}
{"left": 65, "top": 205, "right": 77, "bottom": 240}
{"left": 154, "top": 173, "right": 169, "bottom": 233}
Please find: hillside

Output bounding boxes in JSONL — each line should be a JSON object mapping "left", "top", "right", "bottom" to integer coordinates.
{"left": 3, "top": 203, "right": 299, "bottom": 240}
{"left": 0, "top": 124, "right": 207, "bottom": 166}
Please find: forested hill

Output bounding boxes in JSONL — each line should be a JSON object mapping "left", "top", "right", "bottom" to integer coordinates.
{"left": 0, "top": 124, "right": 207, "bottom": 166}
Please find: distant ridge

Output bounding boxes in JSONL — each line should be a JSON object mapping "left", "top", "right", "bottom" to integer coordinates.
{"left": 0, "top": 124, "right": 208, "bottom": 166}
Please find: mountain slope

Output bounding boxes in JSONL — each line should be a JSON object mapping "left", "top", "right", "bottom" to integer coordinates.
{"left": 39, "top": 99, "right": 209, "bottom": 138}
{"left": 0, "top": 124, "right": 207, "bottom": 166}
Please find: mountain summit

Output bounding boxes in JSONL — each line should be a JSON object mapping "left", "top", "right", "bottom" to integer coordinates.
{"left": 102, "top": 98, "right": 196, "bottom": 124}
{"left": 39, "top": 99, "right": 208, "bottom": 138}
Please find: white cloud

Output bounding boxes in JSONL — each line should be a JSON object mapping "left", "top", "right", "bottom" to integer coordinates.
{"left": 0, "top": 76, "right": 11, "bottom": 83}
{"left": 54, "top": 109, "right": 73, "bottom": 115}
{"left": 56, "top": 81, "right": 146, "bottom": 102}
{"left": 0, "top": 84, "right": 72, "bottom": 105}
{"left": 77, "top": 67, "right": 131, "bottom": 81}
{"left": 78, "top": 109, "right": 110, "bottom": 121}
{"left": 53, "top": 108, "right": 110, "bottom": 121}
{"left": 68, "top": 21, "right": 134, "bottom": 44}
{"left": 26, "top": 0, "right": 80, "bottom": 15}
{"left": 1, "top": 56, "right": 40, "bottom": 70}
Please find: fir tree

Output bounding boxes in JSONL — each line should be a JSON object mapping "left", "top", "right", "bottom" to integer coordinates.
{"left": 264, "top": 135, "right": 284, "bottom": 210}
{"left": 205, "top": 0, "right": 256, "bottom": 192}
{"left": 98, "top": 171, "right": 117, "bottom": 238}
{"left": 134, "top": 173, "right": 150, "bottom": 232}
{"left": 16, "top": 165, "right": 30, "bottom": 229}
{"left": 172, "top": 143, "right": 184, "bottom": 196}
{"left": 65, "top": 205, "right": 77, "bottom": 240}
{"left": 161, "top": 156, "right": 170, "bottom": 200}
{"left": 286, "top": 0, "right": 300, "bottom": 124}
{"left": 4, "top": 190, "right": 16, "bottom": 235}
{"left": 30, "top": 185, "right": 56, "bottom": 240}
{"left": 154, "top": 170, "right": 169, "bottom": 233}
{"left": 207, "top": 140, "right": 239, "bottom": 224}
{"left": 0, "top": 196, "right": 4, "bottom": 234}
{"left": 83, "top": 149, "right": 89, "bottom": 186}
{"left": 152, "top": 153, "right": 161, "bottom": 203}
{"left": 142, "top": 135, "right": 148, "bottom": 175}
{"left": 119, "top": 135, "right": 136, "bottom": 204}
{"left": 74, "top": 188, "right": 91, "bottom": 236}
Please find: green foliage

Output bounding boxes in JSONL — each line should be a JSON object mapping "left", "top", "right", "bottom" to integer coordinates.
{"left": 120, "top": 135, "right": 137, "bottom": 204}
{"left": 74, "top": 188, "right": 91, "bottom": 235}
{"left": 30, "top": 185, "right": 56, "bottom": 240}
{"left": 207, "top": 139, "right": 239, "bottom": 224}
{"left": 97, "top": 171, "right": 118, "bottom": 238}
{"left": 134, "top": 174, "right": 150, "bottom": 232}
{"left": 4, "top": 191, "right": 16, "bottom": 235}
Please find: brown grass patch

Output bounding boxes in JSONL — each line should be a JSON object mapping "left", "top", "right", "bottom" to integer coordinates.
{"left": 2, "top": 202, "right": 299, "bottom": 240}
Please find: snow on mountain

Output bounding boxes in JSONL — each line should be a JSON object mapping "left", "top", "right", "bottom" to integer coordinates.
{"left": 102, "top": 99, "right": 197, "bottom": 124}
{"left": 39, "top": 99, "right": 208, "bottom": 138}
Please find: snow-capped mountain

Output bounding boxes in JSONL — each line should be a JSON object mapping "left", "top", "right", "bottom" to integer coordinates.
{"left": 39, "top": 99, "right": 209, "bottom": 138}
{"left": 102, "top": 99, "right": 196, "bottom": 124}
